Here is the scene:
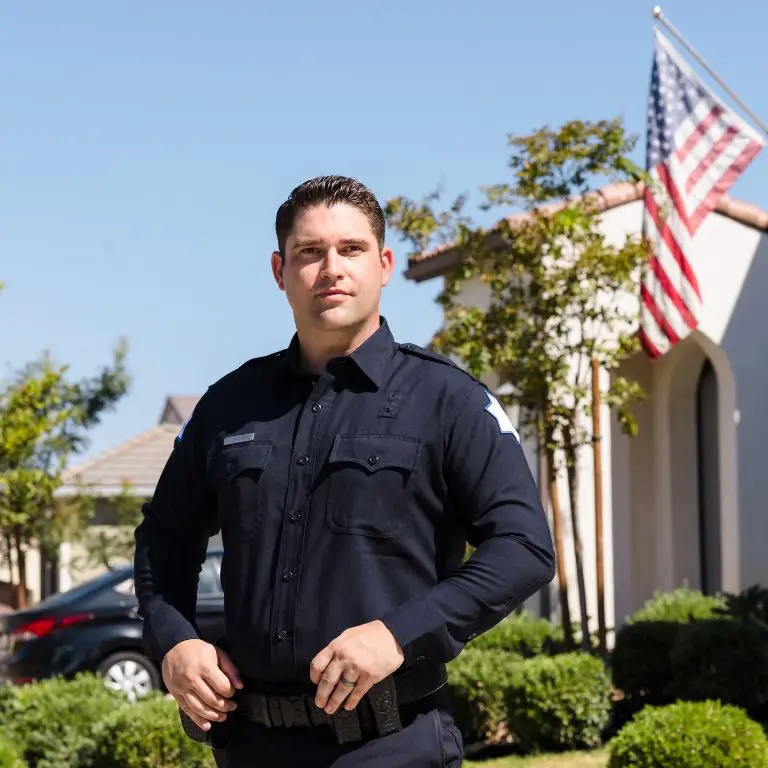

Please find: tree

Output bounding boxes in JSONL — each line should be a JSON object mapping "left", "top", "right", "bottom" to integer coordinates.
{"left": 0, "top": 343, "right": 130, "bottom": 608}
{"left": 386, "top": 118, "right": 648, "bottom": 649}
{"left": 68, "top": 479, "right": 144, "bottom": 571}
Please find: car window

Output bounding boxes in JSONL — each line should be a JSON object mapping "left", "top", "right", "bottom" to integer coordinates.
{"left": 113, "top": 577, "right": 135, "bottom": 596}
{"left": 198, "top": 558, "right": 221, "bottom": 596}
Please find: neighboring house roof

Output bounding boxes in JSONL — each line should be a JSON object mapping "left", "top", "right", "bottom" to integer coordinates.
{"left": 404, "top": 182, "right": 768, "bottom": 282}
{"left": 56, "top": 395, "right": 197, "bottom": 498}
{"left": 160, "top": 394, "right": 200, "bottom": 425}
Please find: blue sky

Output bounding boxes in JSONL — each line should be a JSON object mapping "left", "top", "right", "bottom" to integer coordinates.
{"left": 2, "top": 1, "right": 766, "bottom": 461}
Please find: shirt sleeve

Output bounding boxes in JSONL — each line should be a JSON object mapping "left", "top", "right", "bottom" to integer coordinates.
{"left": 133, "top": 399, "right": 218, "bottom": 663}
{"left": 380, "top": 382, "right": 555, "bottom": 665}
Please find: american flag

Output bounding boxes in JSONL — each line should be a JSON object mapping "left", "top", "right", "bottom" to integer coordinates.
{"left": 639, "top": 30, "right": 764, "bottom": 359}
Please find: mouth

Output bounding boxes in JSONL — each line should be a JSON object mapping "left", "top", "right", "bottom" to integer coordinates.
{"left": 316, "top": 290, "right": 351, "bottom": 300}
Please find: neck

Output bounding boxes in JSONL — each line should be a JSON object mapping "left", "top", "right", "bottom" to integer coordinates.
{"left": 297, "top": 315, "right": 381, "bottom": 375}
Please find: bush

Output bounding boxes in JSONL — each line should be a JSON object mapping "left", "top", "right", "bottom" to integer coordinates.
{"left": 446, "top": 648, "right": 519, "bottom": 744}
{"left": 611, "top": 587, "right": 724, "bottom": 702}
{"left": 468, "top": 612, "right": 561, "bottom": 657}
{"left": 631, "top": 586, "right": 725, "bottom": 623}
{"left": 8, "top": 674, "right": 128, "bottom": 767}
{"left": 0, "top": 683, "right": 20, "bottom": 720}
{"left": 90, "top": 693, "right": 215, "bottom": 768}
{"left": 670, "top": 617, "right": 768, "bottom": 711}
{"left": 608, "top": 700, "right": 768, "bottom": 767}
{"left": 504, "top": 652, "right": 612, "bottom": 752}
{"left": 0, "top": 735, "right": 25, "bottom": 768}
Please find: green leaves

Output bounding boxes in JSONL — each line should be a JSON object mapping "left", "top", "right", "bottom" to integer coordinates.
{"left": 386, "top": 116, "right": 648, "bottom": 450}
{"left": 0, "top": 339, "right": 132, "bottom": 597}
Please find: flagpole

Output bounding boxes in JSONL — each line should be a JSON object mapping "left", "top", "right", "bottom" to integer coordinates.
{"left": 652, "top": 6, "right": 768, "bottom": 138}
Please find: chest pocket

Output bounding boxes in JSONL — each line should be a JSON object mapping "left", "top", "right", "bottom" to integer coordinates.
{"left": 211, "top": 440, "right": 274, "bottom": 540}
{"left": 326, "top": 434, "right": 421, "bottom": 539}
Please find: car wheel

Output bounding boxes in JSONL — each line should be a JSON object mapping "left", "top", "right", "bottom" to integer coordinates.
{"left": 97, "top": 651, "right": 160, "bottom": 703}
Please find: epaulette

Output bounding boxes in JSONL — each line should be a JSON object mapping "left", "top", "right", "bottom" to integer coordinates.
{"left": 398, "top": 343, "right": 479, "bottom": 383}
{"left": 240, "top": 348, "right": 288, "bottom": 369}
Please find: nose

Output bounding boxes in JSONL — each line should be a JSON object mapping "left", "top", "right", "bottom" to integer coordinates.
{"left": 320, "top": 248, "right": 343, "bottom": 280}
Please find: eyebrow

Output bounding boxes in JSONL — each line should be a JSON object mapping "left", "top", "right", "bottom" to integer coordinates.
{"left": 291, "top": 237, "right": 369, "bottom": 250}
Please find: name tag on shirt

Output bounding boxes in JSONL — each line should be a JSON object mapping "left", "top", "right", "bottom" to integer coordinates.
{"left": 223, "top": 432, "right": 256, "bottom": 446}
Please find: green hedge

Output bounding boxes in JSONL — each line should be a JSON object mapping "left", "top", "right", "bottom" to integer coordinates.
{"left": 608, "top": 700, "right": 768, "bottom": 767}
{"left": 7, "top": 674, "right": 128, "bottom": 768}
{"left": 468, "top": 612, "right": 562, "bottom": 657}
{"left": 446, "top": 648, "right": 518, "bottom": 744}
{"left": 611, "top": 587, "right": 724, "bottom": 702}
{"left": 670, "top": 617, "right": 768, "bottom": 711}
{"left": 89, "top": 693, "right": 215, "bottom": 768}
{"left": 505, "top": 652, "right": 612, "bottom": 752}
{"left": 0, "top": 735, "right": 25, "bottom": 768}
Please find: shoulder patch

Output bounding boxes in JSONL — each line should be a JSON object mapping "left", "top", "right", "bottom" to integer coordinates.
{"left": 483, "top": 391, "right": 520, "bottom": 442}
{"left": 176, "top": 418, "right": 189, "bottom": 442}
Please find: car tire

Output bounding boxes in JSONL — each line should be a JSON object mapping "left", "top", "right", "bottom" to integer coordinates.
{"left": 97, "top": 651, "right": 161, "bottom": 703}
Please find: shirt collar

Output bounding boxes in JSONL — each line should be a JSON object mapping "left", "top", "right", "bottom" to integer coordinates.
{"left": 279, "top": 317, "right": 394, "bottom": 389}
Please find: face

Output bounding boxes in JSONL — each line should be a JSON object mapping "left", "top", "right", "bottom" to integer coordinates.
{"left": 271, "top": 203, "right": 393, "bottom": 333}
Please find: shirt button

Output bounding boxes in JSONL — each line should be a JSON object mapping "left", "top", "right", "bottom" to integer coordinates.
{"left": 281, "top": 569, "right": 294, "bottom": 582}
{"left": 289, "top": 512, "right": 301, "bottom": 523}
{"left": 416, "top": 655, "right": 426, "bottom": 662}
{"left": 367, "top": 454, "right": 379, "bottom": 466}
{"left": 276, "top": 629, "right": 288, "bottom": 641}
{"left": 312, "top": 403, "right": 323, "bottom": 413}
{"left": 296, "top": 455, "right": 309, "bottom": 466}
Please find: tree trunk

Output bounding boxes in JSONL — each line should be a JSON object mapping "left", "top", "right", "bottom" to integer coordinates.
{"left": 543, "top": 414, "right": 574, "bottom": 650}
{"left": 564, "top": 427, "right": 591, "bottom": 651}
{"left": 13, "top": 530, "right": 27, "bottom": 610}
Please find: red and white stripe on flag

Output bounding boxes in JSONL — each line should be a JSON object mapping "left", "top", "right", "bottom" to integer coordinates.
{"left": 639, "top": 30, "right": 764, "bottom": 359}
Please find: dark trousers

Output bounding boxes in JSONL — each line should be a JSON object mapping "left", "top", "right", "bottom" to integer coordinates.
{"left": 212, "top": 694, "right": 463, "bottom": 768}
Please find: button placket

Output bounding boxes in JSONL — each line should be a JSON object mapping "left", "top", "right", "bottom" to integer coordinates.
{"left": 268, "top": 377, "right": 334, "bottom": 671}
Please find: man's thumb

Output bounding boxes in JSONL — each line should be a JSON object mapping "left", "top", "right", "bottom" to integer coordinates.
{"left": 216, "top": 647, "right": 244, "bottom": 690}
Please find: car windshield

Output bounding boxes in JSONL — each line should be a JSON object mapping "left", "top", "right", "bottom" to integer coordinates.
{"left": 33, "top": 568, "right": 132, "bottom": 610}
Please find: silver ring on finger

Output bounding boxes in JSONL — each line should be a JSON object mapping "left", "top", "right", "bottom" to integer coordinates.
{"left": 340, "top": 676, "right": 356, "bottom": 688}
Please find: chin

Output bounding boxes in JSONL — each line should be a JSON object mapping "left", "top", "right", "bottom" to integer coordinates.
{"left": 314, "top": 306, "right": 364, "bottom": 330}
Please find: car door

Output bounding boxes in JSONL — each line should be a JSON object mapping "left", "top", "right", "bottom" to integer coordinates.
{"left": 195, "top": 555, "right": 225, "bottom": 643}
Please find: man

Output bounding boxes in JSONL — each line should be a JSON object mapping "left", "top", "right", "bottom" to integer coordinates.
{"left": 134, "top": 175, "right": 555, "bottom": 767}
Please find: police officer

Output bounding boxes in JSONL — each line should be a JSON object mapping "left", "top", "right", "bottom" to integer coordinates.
{"left": 134, "top": 175, "right": 555, "bottom": 767}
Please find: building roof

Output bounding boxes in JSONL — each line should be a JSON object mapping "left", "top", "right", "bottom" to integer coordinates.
{"left": 404, "top": 182, "right": 768, "bottom": 282}
{"left": 57, "top": 395, "right": 199, "bottom": 498}
{"left": 160, "top": 394, "right": 200, "bottom": 425}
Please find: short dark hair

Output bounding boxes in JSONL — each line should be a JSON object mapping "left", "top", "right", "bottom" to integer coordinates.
{"left": 275, "top": 175, "right": 386, "bottom": 256}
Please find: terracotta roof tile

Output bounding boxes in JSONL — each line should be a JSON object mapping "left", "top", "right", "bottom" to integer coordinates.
{"left": 404, "top": 182, "right": 768, "bottom": 282}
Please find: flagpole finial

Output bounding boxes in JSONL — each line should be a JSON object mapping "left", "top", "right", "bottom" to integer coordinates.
{"left": 652, "top": 6, "right": 663, "bottom": 18}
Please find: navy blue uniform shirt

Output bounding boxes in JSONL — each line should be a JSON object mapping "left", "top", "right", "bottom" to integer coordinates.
{"left": 134, "top": 319, "right": 555, "bottom": 690}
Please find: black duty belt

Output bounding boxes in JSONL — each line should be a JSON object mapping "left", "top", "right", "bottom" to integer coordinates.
{"left": 179, "top": 663, "right": 448, "bottom": 747}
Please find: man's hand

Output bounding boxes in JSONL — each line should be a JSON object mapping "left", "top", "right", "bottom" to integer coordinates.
{"left": 162, "top": 638, "right": 244, "bottom": 732}
{"left": 310, "top": 620, "right": 405, "bottom": 716}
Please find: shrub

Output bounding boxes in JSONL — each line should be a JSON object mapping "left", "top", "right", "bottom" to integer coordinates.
{"left": 631, "top": 586, "right": 725, "bottom": 623}
{"left": 469, "top": 612, "right": 561, "bottom": 657}
{"left": 90, "top": 693, "right": 215, "bottom": 768}
{"left": 0, "top": 683, "right": 20, "bottom": 721}
{"left": 0, "top": 735, "right": 25, "bottom": 768}
{"left": 611, "top": 587, "right": 724, "bottom": 702}
{"left": 608, "top": 700, "right": 768, "bottom": 767}
{"left": 446, "top": 648, "right": 519, "bottom": 744}
{"left": 718, "top": 584, "right": 768, "bottom": 625}
{"left": 670, "top": 617, "right": 768, "bottom": 710}
{"left": 8, "top": 674, "right": 128, "bottom": 767}
{"left": 504, "top": 652, "right": 612, "bottom": 752}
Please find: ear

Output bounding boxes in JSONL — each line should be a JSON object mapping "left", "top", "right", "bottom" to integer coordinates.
{"left": 271, "top": 251, "right": 285, "bottom": 291}
{"left": 379, "top": 246, "right": 394, "bottom": 288}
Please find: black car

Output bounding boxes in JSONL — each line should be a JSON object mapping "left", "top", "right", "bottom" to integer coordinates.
{"left": 0, "top": 549, "right": 225, "bottom": 701}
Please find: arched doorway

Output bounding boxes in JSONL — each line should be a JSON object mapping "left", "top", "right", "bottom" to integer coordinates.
{"left": 696, "top": 359, "right": 721, "bottom": 594}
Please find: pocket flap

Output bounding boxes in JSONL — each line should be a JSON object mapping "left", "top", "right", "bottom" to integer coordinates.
{"left": 329, "top": 434, "right": 421, "bottom": 473}
{"left": 214, "top": 440, "right": 274, "bottom": 480}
